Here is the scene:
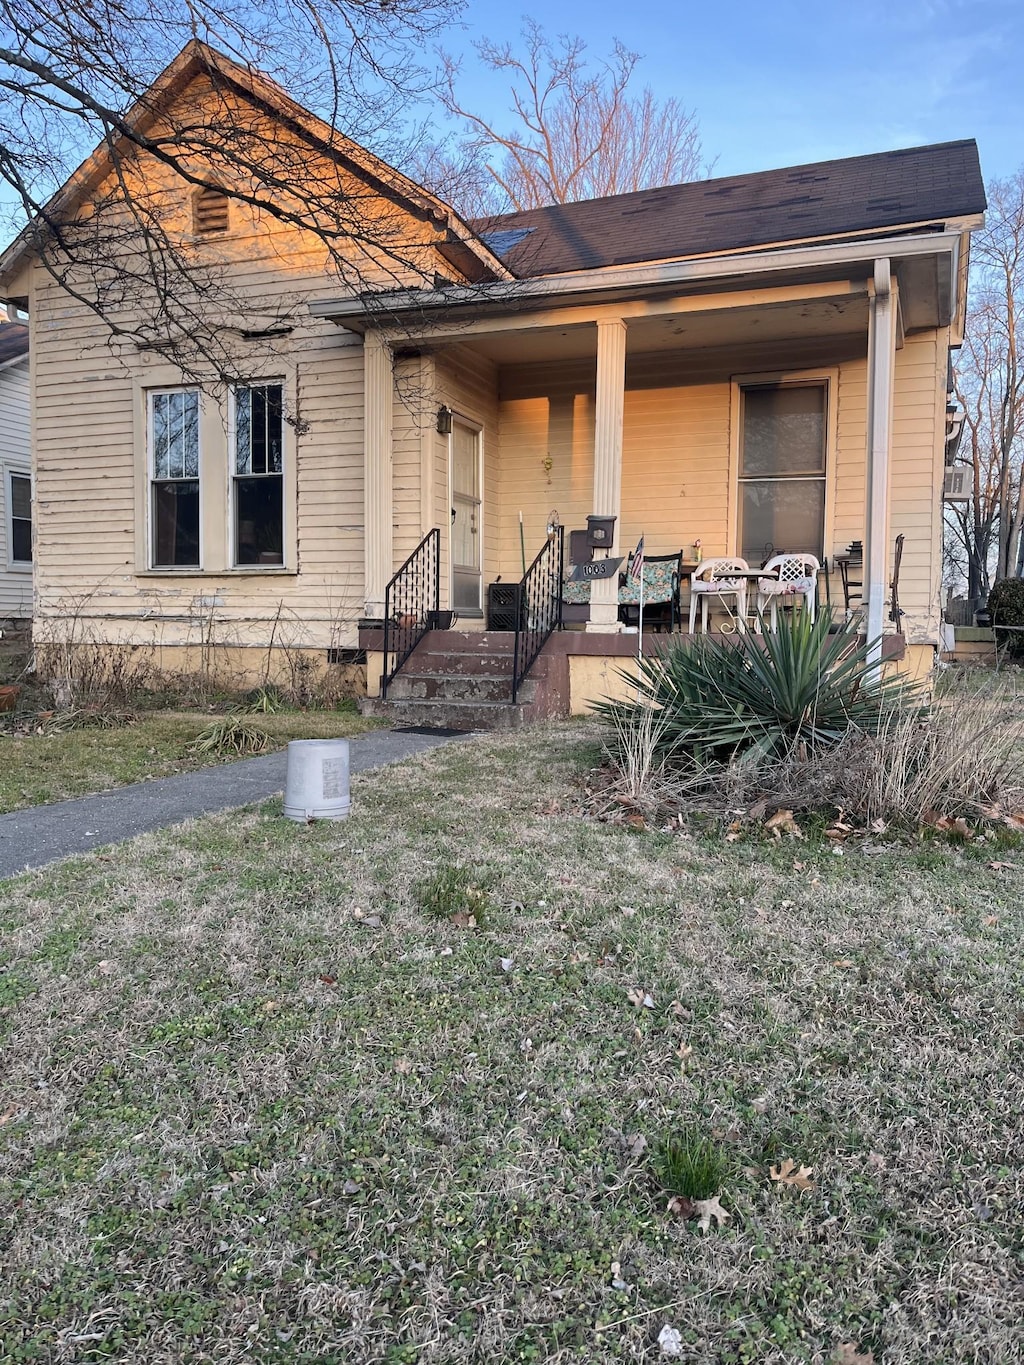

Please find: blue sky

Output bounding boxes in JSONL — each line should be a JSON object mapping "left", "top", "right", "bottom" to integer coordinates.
{"left": 442, "top": 0, "right": 1022, "bottom": 183}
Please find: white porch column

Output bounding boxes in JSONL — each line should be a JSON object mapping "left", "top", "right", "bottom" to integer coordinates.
{"left": 363, "top": 330, "right": 394, "bottom": 618}
{"left": 864, "top": 259, "right": 898, "bottom": 677}
{"left": 588, "top": 318, "right": 627, "bottom": 631}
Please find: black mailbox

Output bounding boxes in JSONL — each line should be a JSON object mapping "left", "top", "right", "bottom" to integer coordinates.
{"left": 586, "top": 514, "right": 617, "bottom": 549}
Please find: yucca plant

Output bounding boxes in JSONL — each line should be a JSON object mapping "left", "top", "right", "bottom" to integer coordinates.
{"left": 598, "top": 608, "right": 914, "bottom": 773}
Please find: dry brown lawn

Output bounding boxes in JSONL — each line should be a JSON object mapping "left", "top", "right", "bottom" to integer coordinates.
{"left": 0, "top": 722, "right": 1021, "bottom": 1363}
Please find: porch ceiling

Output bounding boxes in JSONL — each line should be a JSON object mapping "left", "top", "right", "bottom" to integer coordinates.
{"left": 460, "top": 294, "right": 870, "bottom": 364}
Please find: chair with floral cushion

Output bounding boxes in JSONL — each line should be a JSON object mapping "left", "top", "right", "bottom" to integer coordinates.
{"left": 688, "top": 557, "right": 749, "bottom": 633}
{"left": 754, "top": 553, "right": 820, "bottom": 631}
{"left": 618, "top": 551, "right": 683, "bottom": 631}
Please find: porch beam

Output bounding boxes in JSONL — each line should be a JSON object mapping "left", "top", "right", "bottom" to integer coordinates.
{"left": 588, "top": 318, "right": 627, "bottom": 631}
{"left": 364, "top": 330, "right": 394, "bottom": 618}
{"left": 865, "top": 259, "right": 899, "bottom": 678}
{"left": 368, "top": 281, "right": 864, "bottom": 347}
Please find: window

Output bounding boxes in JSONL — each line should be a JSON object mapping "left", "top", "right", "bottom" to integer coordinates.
{"left": 8, "top": 472, "right": 31, "bottom": 564}
{"left": 738, "top": 382, "right": 827, "bottom": 563}
{"left": 194, "top": 186, "right": 230, "bottom": 234}
{"left": 150, "top": 389, "right": 201, "bottom": 567}
{"left": 233, "top": 384, "right": 284, "bottom": 566}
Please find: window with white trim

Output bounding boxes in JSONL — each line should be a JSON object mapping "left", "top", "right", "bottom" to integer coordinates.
{"left": 738, "top": 382, "right": 827, "bottom": 564}
{"left": 149, "top": 388, "right": 201, "bottom": 567}
{"left": 8, "top": 472, "right": 31, "bottom": 564}
{"left": 233, "top": 383, "right": 284, "bottom": 566}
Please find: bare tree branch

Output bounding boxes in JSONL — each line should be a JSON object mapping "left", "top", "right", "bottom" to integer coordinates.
{"left": 418, "top": 21, "right": 709, "bottom": 217}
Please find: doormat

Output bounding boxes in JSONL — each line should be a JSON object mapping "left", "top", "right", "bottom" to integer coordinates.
{"left": 392, "top": 725, "right": 472, "bottom": 737}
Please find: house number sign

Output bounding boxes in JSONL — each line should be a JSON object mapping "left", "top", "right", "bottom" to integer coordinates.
{"left": 569, "top": 556, "right": 624, "bottom": 583}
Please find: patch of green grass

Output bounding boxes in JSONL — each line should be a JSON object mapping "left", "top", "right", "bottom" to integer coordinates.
{"left": 0, "top": 721, "right": 1021, "bottom": 1362}
{"left": 654, "top": 1129, "right": 729, "bottom": 1200}
{"left": 0, "top": 708, "right": 380, "bottom": 812}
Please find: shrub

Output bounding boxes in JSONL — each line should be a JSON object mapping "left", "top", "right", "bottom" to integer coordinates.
{"left": 598, "top": 608, "right": 912, "bottom": 778}
{"left": 988, "top": 577, "right": 1024, "bottom": 659}
{"left": 188, "top": 716, "right": 270, "bottom": 756}
{"left": 653, "top": 1130, "right": 728, "bottom": 1201}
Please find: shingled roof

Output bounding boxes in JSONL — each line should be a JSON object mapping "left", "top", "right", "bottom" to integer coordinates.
{"left": 0, "top": 320, "right": 29, "bottom": 367}
{"left": 472, "top": 140, "right": 986, "bottom": 278}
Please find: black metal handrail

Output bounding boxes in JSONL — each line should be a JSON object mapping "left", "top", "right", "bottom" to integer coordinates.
{"left": 511, "top": 525, "right": 564, "bottom": 703}
{"left": 382, "top": 527, "right": 440, "bottom": 698}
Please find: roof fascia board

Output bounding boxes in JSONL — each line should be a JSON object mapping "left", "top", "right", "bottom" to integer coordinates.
{"left": 311, "top": 230, "right": 965, "bottom": 331}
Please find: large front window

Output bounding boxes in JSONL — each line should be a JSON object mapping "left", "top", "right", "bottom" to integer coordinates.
{"left": 233, "top": 384, "right": 284, "bottom": 566}
{"left": 150, "top": 389, "right": 200, "bottom": 567}
{"left": 738, "top": 382, "right": 826, "bottom": 564}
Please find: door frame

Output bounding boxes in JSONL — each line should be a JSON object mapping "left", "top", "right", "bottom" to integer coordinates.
{"left": 448, "top": 413, "right": 484, "bottom": 616}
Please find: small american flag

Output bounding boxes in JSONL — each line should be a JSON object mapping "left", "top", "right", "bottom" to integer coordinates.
{"left": 628, "top": 535, "right": 645, "bottom": 583}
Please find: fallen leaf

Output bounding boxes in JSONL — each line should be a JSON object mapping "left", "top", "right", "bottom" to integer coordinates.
{"left": 832, "top": 1346, "right": 874, "bottom": 1365}
{"left": 750, "top": 1094, "right": 769, "bottom": 1114}
{"left": 626, "top": 1133, "right": 647, "bottom": 1159}
{"left": 1003, "top": 811, "right": 1024, "bottom": 831}
{"left": 609, "top": 1260, "right": 629, "bottom": 1290}
{"left": 394, "top": 1057, "right": 413, "bottom": 1074}
{"left": 499, "top": 957, "right": 514, "bottom": 973}
{"left": 262, "top": 1000, "right": 281, "bottom": 1014}
{"left": 626, "top": 987, "right": 655, "bottom": 1009}
{"left": 694, "top": 1194, "right": 730, "bottom": 1232}
{"left": 832, "top": 959, "right": 856, "bottom": 969}
{"left": 358, "top": 914, "right": 382, "bottom": 928}
{"left": 725, "top": 819, "right": 743, "bottom": 843}
{"left": 666, "top": 1194, "right": 695, "bottom": 1220}
{"left": 319, "top": 974, "right": 337, "bottom": 986}
{"left": 677, "top": 1042, "right": 694, "bottom": 1066}
{"left": 342, "top": 1179, "right": 360, "bottom": 1196}
{"left": 670, "top": 1001, "right": 692, "bottom": 1020}
{"left": 0, "top": 1105, "right": 20, "bottom": 1126}
{"left": 97, "top": 959, "right": 114, "bottom": 976}
{"left": 770, "top": 1157, "right": 815, "bottom": 1191}
{"left": 865, "top": 1152, "right": 886, "bottom": 1172}
{"left": 983, "top": 915, "right": 999, "bottom": 927}
{"left": 792, "top": 858, "right": 805, "bottom": 871}
{"left": 450, "top": 911, "right": 477, "bottom": 929}
{"left": 988, "top": 860, "right": 1017, "bottom": 871}
{"left": 765, "top": 809, "right": 803, "bottom": 840}
{"left": 748, "top": 798, "right": 768, "bottom": 821}
{"left": 657, "top": 1324, "right": 685, "bottom": 1358}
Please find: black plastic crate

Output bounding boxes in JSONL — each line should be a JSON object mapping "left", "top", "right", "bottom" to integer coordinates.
{"left": 487, "top": 582, "right": 524, "bottom": 631}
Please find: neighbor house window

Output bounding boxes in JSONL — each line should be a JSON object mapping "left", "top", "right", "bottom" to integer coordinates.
{"left": 150, "top": 388, "right": 200, "bottom": 567}
{"left": 8, "top": 472, "right": 31, "bottom": 564}
{"left": 233, "top": 384, "right": 284, "bottom": 566}
{"left": 738, "top": 382, "right": 827, "bottom": 563}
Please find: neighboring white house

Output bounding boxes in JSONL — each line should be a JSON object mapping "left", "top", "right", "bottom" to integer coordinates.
{"left": 0, "top": 313, "right": 32, "bottom": 620}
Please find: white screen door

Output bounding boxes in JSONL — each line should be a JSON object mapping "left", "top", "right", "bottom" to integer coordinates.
{"left": 451, "top": 419, "right": 482, "bottom": 612}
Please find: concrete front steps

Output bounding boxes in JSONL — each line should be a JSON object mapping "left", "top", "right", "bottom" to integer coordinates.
{"left": 360, "top": 629, "right": 568, "bottom": 731}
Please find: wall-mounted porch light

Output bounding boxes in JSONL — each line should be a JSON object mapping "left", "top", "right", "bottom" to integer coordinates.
{"left": 436, "top": 405, "right": 453, "bottom": 435}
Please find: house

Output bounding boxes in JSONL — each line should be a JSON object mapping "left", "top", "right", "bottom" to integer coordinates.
{"left": 0, "top": 42, "right": 986, "bottom": 722}
{"left": 0, "top": 313, "right": 31, "bottom": 621}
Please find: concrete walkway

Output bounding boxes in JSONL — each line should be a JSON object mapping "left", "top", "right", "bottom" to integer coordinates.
{"left": 0, "top": 727, "right": 466, "bottom": 882}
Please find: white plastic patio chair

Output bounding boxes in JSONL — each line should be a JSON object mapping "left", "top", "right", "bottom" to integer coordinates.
{"left": 688, "top": 557, "right": 749, "bottom": 633}
{"left": 755, "top": 554, "right": 820, "bottom": 631}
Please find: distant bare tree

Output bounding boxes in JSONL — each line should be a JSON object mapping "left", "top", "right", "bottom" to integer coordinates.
{"left": 428, "top": 20, "right": 708, "bottom": 216}
{"left": 949, "top": 170, "right": 1024, "bottom": 602}
{"left": 0, "top": 0, "right": 471, "bottom": 373}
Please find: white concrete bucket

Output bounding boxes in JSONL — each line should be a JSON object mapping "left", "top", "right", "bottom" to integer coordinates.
{"left": 283, "top": 738, "right": 351, "bottom": 822}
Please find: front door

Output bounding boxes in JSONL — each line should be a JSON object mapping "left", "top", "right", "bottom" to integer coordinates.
{"left": 451, "top": 419, "right": 482, "bottom": 613}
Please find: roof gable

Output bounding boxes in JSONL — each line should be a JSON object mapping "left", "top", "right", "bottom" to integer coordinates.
{"left": 0, "top": 41, "right": 509, "bottom": 288}
{"left": 472, "top": 140, "right": 987, "bottom": 277}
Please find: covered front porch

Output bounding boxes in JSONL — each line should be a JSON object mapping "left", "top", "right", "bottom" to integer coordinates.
{"left": 312, "top": 235, "right": 956, "bottom": 713}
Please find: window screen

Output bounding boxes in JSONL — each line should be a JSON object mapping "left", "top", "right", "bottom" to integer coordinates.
{"left": 739, "top": 383, "right": 826, "bottom": 563}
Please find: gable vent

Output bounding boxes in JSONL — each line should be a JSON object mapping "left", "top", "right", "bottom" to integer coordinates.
{"left": 194, "top": 187, "right": 230, "bottom": 234}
